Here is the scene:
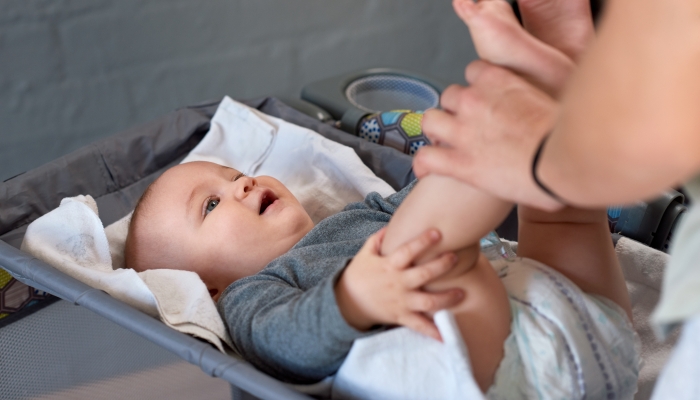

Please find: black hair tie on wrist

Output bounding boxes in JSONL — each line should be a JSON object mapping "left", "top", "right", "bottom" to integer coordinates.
{"left": 532, "top": 134, "right": 568, "bottom": 205}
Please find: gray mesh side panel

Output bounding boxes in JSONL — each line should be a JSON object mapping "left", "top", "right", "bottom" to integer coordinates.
{"left": 33, "top": 362, "right": 230, "bottom": 400}
{"left": 345, "top": 75, "right": 440, "bottom": 113}
{"left": 0, "top": 300, "right": 181, "bottom": 399}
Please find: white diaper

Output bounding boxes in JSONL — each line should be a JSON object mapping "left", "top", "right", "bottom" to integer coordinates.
{"left": 331, "top": 252, "right": 640, "bottom": 400}
{"left": 487, "top": 257, "right": 641, "bottom": 400}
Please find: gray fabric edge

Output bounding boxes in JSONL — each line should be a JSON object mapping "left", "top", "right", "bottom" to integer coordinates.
{"left": 0, "top": 240, "right": 310, "bottom": 400}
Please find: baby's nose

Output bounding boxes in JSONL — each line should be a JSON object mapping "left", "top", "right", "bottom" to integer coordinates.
{"left": 236, "top": 176, "right": 257, "bottom": 197}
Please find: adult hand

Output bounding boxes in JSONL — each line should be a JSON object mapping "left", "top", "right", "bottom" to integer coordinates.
{"left": 413, "top": 0, "right": 594, "bottom": 209}
{"left": 414, "top": 61, "right": 563, "bottom": 210}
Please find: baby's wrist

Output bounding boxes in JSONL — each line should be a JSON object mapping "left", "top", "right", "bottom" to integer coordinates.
{"left": 334, "top": 271, "right": 376, "bottom": 331}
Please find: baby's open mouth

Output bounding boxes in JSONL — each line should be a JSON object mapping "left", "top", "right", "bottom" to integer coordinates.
{"left": 259, "top": 191, "right": 278, "bottom": 215}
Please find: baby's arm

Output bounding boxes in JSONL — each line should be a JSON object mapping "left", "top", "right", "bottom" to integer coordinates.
{"left": 333, "top": 175, "right": 513, "bottom": 390}
{"left": 336, "top": 227, "right": 464, "bottom": 341}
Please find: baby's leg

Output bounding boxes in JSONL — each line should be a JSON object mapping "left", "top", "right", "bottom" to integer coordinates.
{"left": 517, "top": 205, "right": 633, "bottom": 320}
{"left": 454, "top": 0, "right": 574, "bottom": 97}
{"left": 381, "top": 175, "right": 513, "bottom": 391}
{"left": 516, "top": 0, "right": 595, "bottom": 61}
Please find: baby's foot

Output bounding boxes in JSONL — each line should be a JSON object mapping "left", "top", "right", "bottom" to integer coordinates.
{"left": 454, "top": 0, "right": 574, "bottom": 96}
{"left": 517, "top": 0, "right": 595, "bottom": 61}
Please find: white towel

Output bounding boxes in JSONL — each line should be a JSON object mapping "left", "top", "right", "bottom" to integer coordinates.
{"left": 332, "top": 310, "right": 485, "bottom": 400}
{"left": 21, "top": 97, "right": 396, "bottom": 352}
{"left": 21, "top": 195, "right": 231, "bottom": 352}
{"left": 182, "top": 96, "right": 395, "bottom": 224}
{"left": 650, "top": 314, "right": 700, "bottom": 400}
{"left": 615, "top": 237, "right": 678, "bottom": 400}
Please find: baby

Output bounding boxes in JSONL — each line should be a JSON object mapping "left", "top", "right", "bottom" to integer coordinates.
{"left": 125, "top": 0, "right": 640, "bottom": 397}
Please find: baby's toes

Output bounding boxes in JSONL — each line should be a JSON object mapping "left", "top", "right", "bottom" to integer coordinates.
{"left": 464, "top": 1, "right": 534, "bottom": 64}
{"left": 452, "top": 0, "right": 477, "bottom": 24}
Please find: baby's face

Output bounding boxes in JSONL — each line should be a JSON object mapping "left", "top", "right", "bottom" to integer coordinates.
{"left": 142, "top": 161, "right": 314, "bottom": 300}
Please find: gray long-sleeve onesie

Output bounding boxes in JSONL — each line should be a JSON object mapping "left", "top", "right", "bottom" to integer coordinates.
{"left": 217, "top": 181, "right": 415, "bottom": 384}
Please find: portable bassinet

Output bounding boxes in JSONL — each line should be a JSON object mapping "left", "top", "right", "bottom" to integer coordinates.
{"left": 0, "top": 91, "right": 678, "bottom": 399}
{"left": 0, "top": 96, "right": 422, "bottom": 399}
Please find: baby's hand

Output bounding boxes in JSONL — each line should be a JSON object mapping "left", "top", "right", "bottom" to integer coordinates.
{"left": 454, "top": 0, "right": 574, "bottom": 96}
{"left": 335, "top": 228, "right": 463, "bottom": 341}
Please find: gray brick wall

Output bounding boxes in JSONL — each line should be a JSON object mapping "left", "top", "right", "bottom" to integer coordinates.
{"left": 0, "top": 0, "right": 477, "bottom": 181}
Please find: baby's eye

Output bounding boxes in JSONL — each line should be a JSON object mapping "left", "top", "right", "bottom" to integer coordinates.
{"left": 205, "top": 198, "right": 219, "bottom": 215}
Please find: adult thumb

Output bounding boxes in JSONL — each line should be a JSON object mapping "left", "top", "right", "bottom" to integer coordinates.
{"left": 413, "top": 146, "right": 461, "bottom": 180}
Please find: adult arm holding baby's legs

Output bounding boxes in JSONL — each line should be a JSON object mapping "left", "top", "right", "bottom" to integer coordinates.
{"left": 419, "top": 0, "right": 700, "bottom": 208}
{"left": 537, "top": 0, "right": 700, "bottom": 206}
{"left": 427, "top": 0, "right": 632, "bottom": 319}
{"left": 414, "top": 0, "right": 573, "bottom": 210}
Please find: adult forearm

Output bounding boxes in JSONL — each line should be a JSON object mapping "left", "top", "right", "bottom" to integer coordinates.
{"left": 538, "top": 0, "right": 700, "bottom": 206}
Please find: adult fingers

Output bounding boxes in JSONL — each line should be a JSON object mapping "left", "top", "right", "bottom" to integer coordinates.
{"left": 388, "top": 229, "right": 442, "bottom": 270}
{"left": 438, "top": 83, "right": 477, "bottom": 116}
{"left": 464, "top": 59, "right": 493, "bottom": 86}
{"left": 466, "top": 60, "right": 521, "bottom": 90}
{"left": 413, "top": 146, "right": 472, "bottom": 181}
{"left": 421, "top": 108, "right": 461, "bottom": 146}
{"left": 401, "top": 253, "right": 458, "bottom": 289}
{"left": 397, "top": 313, "right": 442, "bottom": 342}
{"left": 405, "top": 290, "right": 464, "bottom": 314}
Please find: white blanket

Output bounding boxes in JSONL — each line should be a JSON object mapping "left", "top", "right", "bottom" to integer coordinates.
{"left": 21, "top": 97, "right": 395, "bottom": 352}
{"left": 332, "top": 310, "right": 484, "bottom": 400}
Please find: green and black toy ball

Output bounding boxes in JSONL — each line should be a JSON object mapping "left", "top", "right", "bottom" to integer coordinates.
{"left": 358, "top": 110, "right": 429, "bottom": 156}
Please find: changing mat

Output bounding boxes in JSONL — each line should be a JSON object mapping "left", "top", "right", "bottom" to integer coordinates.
{"left": 21, "top": 97, "right": 395, "bottom": 352}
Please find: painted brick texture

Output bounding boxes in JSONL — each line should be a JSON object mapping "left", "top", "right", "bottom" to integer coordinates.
{"left": 0, "top": 0, "right": 476, "bottom": 181}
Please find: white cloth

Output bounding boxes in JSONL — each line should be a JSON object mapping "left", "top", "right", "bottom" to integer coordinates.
{"left": 182, "top": 96, "right": 395, "bottom": 224}
{"left": 652, "top": 174, "right": 700, "bottom": 336}
{"left": 332, "top": 310, "right": 484, "bottom": 400}
{"left": 331, "top": 257, "right": 640, "bottom": 400}
{"left": 615, "top": 237, "right": 678, "bottom": 399}
{"left": 21, "top": 195, "right": 231, "bottom": 352}
{"left": 21, "top": 97, "right": 395, "bottom": 352}
{"left": 648, "top": 174, "right": 700, "bottom": 398}
{"left": 650, "top": 314, "right": 700, "bottom": 400}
